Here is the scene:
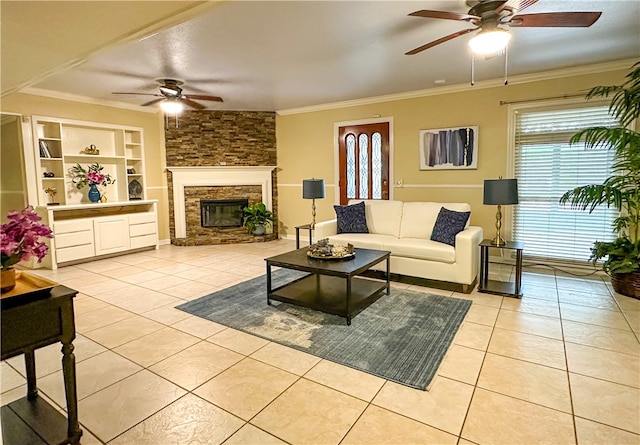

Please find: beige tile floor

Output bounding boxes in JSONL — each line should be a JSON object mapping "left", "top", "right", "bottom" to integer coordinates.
{"left": 2, "top": 239, "right": 639, "bottom": 444}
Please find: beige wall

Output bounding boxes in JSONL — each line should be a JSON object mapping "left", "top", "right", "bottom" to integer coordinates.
{"left": 0, "top": 93, "right": 170, "bottom": 240}
{"left": 275, "top": 68, "right": 629, "bottom": 241}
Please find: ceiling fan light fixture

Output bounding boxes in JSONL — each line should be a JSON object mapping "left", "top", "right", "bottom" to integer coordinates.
{"left": 468, "top": 28, "right": 511, "bottom": 55}
{"left": 160, "top": 99, "right": 184, "bottom": 114}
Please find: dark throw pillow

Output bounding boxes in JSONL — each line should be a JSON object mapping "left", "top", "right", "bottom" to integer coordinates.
{"left": 334, "top": 201, "right": 369, "bottom": 234}
{"left": 430, "top": 207, "right": 471, "bottom": 247}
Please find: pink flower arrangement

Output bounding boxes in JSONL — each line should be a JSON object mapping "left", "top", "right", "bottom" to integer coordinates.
{"left": 1, "top": 206, "right": 53, "bottom": 270}
{"left": 68, "top": 163, "right": 115, "bottom": 189}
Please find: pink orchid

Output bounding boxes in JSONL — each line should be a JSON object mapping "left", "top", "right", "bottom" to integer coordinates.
{"left": 68, "top": 163, "right": 115, "bottom": 189}
{"left": 1, "top": 206, "right": 53, "bottom": 270}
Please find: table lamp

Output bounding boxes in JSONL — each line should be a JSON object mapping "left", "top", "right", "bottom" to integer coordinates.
{"left": 302, "top": 178, "right": 325, "bottom": 229}
{"left": 483, "top": 177, "right": 518, "bottom": 246}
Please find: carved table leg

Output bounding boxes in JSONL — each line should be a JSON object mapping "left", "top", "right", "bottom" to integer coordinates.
{"left": 61, "top": 341, "right": 82, "bottom": 444}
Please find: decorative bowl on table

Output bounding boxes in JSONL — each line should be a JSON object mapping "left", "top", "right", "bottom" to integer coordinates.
{"left": 307, "top": 238, "right": 355, "bottom": 260}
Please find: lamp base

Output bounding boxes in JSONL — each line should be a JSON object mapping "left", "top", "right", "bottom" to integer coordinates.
{"left": 310, "top": 199, "right": 317, "bottom": 230}
{"left": 491, "top": 235, "right": 507, "bottom": 246}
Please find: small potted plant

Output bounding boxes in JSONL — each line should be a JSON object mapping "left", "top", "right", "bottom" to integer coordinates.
{"left": 1, "top": 206, "right": 53, "bottom": 292}
{"left": 242, "top": 202, "right": 275, "bottom": 235}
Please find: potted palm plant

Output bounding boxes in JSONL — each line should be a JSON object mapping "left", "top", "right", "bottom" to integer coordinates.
{"left": 242, "top": 202, "right": 275, "bottom": 235}
{"left": 559, "top": 62, "right": 640, "bottom": 298}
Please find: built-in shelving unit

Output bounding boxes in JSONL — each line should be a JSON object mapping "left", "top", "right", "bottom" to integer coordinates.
{"left": 29, "top": 117, "right": 157, "bottom": 269}
{"left": 31, "top": 116, "right": 147, "bottom": 206}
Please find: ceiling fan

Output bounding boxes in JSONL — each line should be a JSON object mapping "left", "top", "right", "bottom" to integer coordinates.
{"left": 405, "top": 0, "right": 602, "bottom": 56}
{"left": 112, "top": 78, "right": 223, "bottom": 111}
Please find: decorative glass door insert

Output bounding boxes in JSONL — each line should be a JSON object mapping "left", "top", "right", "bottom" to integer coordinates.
{"left": 338, "top": 122, "right": 389, "bottom": 205}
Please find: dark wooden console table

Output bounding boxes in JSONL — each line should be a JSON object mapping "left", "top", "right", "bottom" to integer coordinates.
{"left": 1, "top": 285, "right": 82, "bottom": 444}
{"left": 478, "top": 239, "right": 524, "bottom": 298}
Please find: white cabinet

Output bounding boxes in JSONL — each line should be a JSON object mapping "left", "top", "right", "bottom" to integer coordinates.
{"left": 36, "top": 201, "right": 158, "bottom": 269}
{"left": 94, "top": 216, "right": 130, "bottom": 255}
{"left": 53, "top": 219, "right": 95, "bottom": 263}
{"left": 31, "top": 116, "right": 147, "bottom": 206}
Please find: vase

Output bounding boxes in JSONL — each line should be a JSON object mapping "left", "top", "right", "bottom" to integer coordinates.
{"left": 252, "top": 225, "right": 266, "bottom": 236}
{"left": 1, "top": 268, "right": 16, "bottom": 293}
{"left": 88, "top": 184, "right": 101, "bottom": 203}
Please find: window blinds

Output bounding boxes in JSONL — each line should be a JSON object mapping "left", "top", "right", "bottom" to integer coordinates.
{"left": 513, "top": 105, "right": 619, "bottom": 263}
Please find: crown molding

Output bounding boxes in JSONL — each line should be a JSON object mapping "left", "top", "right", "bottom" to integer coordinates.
{"left": 17, "top": 87, "right": 159, "bottom": 114}
{"left": 277, "top": 58, "right": 636, "bottom": 116}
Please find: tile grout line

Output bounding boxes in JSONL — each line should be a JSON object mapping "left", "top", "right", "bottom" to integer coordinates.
{"left": 556, "top": 268, "right": 581, "bottom": 445}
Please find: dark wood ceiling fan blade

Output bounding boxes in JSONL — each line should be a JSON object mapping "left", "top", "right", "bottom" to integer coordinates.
{"left": 497, "top": 0, "right": 538, "bottom": 14}
{"left": 140, "top": 98, "right": 165, "bottom": 107}
{"left": 408, "top": 10, "right": 479, "bottom": 22}
{"left": 112, "top": 92, "right": 162, "bottom": 97}
{"left": 185, "top": 94, "right": 224, "bottom": 102}
{"left": 405, "top": 28, "right": 475, "bottom": 55}
{"left": 181, "top": 98, "right": 206, "bottom": 110}
{"left": 509, "top": 12, "right": 602, "bottom": 27}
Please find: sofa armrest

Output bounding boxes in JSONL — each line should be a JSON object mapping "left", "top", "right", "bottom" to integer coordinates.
{"left": 313, "top": 219, "right": 337, "bottom": 242}
{"left": 454, "top": 226, "right": 483, "bottom": 283}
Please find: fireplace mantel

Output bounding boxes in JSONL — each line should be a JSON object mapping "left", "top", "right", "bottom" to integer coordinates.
{"left": 166, "top": 166, "right": 276, "bottom": 239}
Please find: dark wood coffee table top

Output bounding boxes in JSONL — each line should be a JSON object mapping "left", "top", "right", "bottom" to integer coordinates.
{"left": 265, "top": 247, "right": 390, "bottom": 277}
{"left": 265, "top": 247, "right": 391, "bottom": 325}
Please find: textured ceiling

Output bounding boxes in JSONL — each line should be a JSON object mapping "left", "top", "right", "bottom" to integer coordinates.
{"left": 6, "top": 1, "right": 640, "bottom": 112}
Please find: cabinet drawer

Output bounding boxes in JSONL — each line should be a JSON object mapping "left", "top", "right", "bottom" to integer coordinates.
{"left": 128, "top": 212, "right": 156, "bottom": 225}
{"left": 56, "top": 244, "right": 95, "bottom": 263}
{"left": 55, "top": 230, "right": 93, "bottom": 249}
{"left": 130, "top": 234, "right": 157, "bottom": 249}
{"left": 129, "top": 222, "right": 156, "bottom": 237}
{"left": 54, "top": 219, "right": 93, "bottom": 234}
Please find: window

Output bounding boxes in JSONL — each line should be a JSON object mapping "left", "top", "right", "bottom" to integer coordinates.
{"left": 512, "top": 104, "right": 619, "bottom": 263}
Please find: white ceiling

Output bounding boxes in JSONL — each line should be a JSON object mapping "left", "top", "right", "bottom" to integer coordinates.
{"left": 8, "top": 0, "right": 640, "bottom": 112}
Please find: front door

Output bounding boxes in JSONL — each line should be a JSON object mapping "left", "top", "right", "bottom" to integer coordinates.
{"left": 338, "top": 122, "right": 390, "bottom": 205}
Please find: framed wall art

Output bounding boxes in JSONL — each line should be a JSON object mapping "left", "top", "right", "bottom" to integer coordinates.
{"left": 419, "top": 126, "right": 478, "bottom": 170}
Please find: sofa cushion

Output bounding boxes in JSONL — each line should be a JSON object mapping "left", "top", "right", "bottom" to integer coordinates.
{"left": 327, "top": 233, "right": 389, "bottom": 250}
{"left": 334, "top": 201, "right": 369, "bottom": 234}
{"left": 383, "top": 238, "right": 456, "bottom": 263}
{"left": 400, "top": 202, "right": 472, "bottom": 239}
{"left": 349, "top": 200, "right": 403, "bottom": 237}
{"left": 430, "top": 207, "right": 471, "bottom": 247}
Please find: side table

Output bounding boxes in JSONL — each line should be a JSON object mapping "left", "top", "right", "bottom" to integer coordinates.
{"left": 1, "top": 285, "right": 82, "bottom": 444}
{"left": 295, "top": 224, "right": 313, "bottom": 249}
{"left": 478, "top": 239, "right": 524, "bottom": 298}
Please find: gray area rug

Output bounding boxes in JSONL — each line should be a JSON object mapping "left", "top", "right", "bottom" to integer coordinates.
{"left": 176, "top": 269, "right": 471, "bottom": 390}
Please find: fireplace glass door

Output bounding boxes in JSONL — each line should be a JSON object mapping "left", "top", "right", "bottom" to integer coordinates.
{"left": 200, "top": 199, "right": 248, "bottom": 228}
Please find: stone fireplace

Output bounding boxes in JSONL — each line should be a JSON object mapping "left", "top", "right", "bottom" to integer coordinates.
{"left": 167, "top": 166, "right": 276, "bottom": 245}
{"left": 164, "top": 110, "right": 277, "bottom": 246}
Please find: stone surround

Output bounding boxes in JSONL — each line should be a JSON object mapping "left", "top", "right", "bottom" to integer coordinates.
{"left": 165, "top": 111, "right": 277, "bottom": 245}
{"left": 181, "top": 185, "right": 266, "bottom": 245}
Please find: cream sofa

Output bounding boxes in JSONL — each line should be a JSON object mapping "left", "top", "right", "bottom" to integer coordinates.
{"left": 313, "top": 200, "right": 483, "bottom": 293}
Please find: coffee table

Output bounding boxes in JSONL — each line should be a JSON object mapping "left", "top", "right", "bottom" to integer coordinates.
{"left": 265, "top": 247, "right": 391, "bottom": 325}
